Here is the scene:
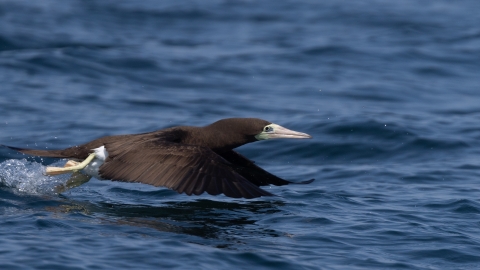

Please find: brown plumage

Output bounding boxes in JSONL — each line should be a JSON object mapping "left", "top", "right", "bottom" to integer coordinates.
{"left": 3, "top": 118, "right": 314, "bottom": 198}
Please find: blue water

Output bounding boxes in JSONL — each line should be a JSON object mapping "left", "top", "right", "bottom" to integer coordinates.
{"left": 1, "top": 0, "right": 480, "bottom": 269}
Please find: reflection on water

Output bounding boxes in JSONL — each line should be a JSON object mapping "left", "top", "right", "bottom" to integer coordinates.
{"left": 42, "top": 194, "right": 285, "bottom": 248}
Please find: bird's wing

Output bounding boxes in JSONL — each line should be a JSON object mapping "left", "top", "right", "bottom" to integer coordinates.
{"left": 98, "top": 139, "right": 273, "bottom": 199}
{"left": 219, "top": 150, "right": 314, "bottom": 186}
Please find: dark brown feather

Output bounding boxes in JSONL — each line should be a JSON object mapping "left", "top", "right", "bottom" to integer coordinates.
{"left": 219, "top": 150, "right": 314, "bottom": 186}
{"left": 99, "top": 139, "right": 273, "bottom": 198}
{"left": 219, "top": 150, "right": 292, "bottom": 186}
{"left": 2, "top": 145, "right": 68, "bottom": 158}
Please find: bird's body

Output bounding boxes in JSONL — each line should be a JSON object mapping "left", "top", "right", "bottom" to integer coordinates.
{"left": 4, "top": 118, "right": 313, "bottom": 198}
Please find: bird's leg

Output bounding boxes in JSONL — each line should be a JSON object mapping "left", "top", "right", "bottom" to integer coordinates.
{"left": 55, "top": 171, "right": 92, "bottom": 193}
{"left": 53, "top": 159, "right": 93, "bottom": 192}
{"left": 45, "top": 153, "right": 96, "bottom": 176}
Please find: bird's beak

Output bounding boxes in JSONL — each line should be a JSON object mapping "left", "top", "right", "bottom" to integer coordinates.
{"left": 255, "top": 124, "right": 312, "bottom": 140}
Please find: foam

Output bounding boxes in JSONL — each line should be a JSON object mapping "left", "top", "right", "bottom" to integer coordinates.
{"left": 0, "top": 159, "right": 70, "bottom": 195}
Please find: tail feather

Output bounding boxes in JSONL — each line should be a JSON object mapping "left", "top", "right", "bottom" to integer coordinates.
{"left": 2, "top": 145, "right": 67, "bottom": 158}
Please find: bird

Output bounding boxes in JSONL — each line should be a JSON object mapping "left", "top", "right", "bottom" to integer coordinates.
{"left": 3, "top": 118, "right": 314, "bottom": 198}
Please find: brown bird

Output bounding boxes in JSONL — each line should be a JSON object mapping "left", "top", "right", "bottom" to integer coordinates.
{"left": 3, "top": 118, "right": 313, "bottom": 198}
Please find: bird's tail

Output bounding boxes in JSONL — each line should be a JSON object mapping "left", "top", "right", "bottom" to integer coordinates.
{"left": 2, "top": 145, "right": 68, "bottom": 158}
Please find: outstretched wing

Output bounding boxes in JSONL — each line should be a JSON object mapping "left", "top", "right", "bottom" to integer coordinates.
{"left": 219, "top": 150, "right": 314, "bottom": 186}
{"left": 98, "top": 139, "right": 273, "bottom": 199}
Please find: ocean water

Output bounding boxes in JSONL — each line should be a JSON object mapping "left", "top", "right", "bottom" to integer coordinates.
{"left": 1, "top": 0, "right": 480, "bottom": 269}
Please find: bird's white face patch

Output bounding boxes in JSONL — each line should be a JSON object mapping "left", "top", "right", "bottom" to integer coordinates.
{"left": 82, "top": 146, "right": 109, "bottom": 179}
{"left": 255, "top": 124, "right": 278, "bottom": 140}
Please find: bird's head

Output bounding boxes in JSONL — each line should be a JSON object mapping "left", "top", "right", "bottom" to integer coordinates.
{"left": 208, "top": 118, "right": 311, "bottom": 142}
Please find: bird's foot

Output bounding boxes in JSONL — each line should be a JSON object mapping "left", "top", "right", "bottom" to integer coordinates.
{"left": 45, "top": 153, "right": 96, "bottom": 176}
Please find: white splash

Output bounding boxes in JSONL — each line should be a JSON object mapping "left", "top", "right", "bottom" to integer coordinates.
{"left": 0, "top": 159, "right": 70, "bottom": 195}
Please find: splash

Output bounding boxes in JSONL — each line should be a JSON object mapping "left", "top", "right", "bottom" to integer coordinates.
{"left": 0, "top": 159, "right": 70, "bottom": 195}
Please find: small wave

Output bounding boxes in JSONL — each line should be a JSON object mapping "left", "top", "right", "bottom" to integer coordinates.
{"left": 301, "top": 45, "right": 358, "bottom": 56}
{"left": 0, "top": 36, "right": 21, "bottom": 51}
{"left": 424, "top": 199, "right": 480, "bottom": 214}
{"left": 0, "top": 159, "right": 69, "bottom": 195}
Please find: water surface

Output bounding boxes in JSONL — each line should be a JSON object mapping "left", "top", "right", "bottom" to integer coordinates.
{"left": 1, "top": 0, "right": 480, "bottom": 269}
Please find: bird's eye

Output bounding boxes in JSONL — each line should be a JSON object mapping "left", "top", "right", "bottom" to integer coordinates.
{"left": 264, "top": 126, "right": 272, "bottom": 132}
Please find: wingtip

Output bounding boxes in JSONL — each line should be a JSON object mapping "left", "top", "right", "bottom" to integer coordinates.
{"left": 1, "top": 145, "right": 66, "bottom": 158}
{"left": 1, "top": 144, "right": 19, "bottom": 151}
{"left": 1, "top": 144, "right": 28, "bottom": 154}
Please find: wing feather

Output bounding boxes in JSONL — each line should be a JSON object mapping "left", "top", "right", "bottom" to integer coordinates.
{"left": 99, "top": 140, "right": 273, "bottom": 198}
{"left": 220, "top": 150, "right": 314, "bottom": 186}
{"left": 193, "top": 175, "right": 208, "bottom": 196}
